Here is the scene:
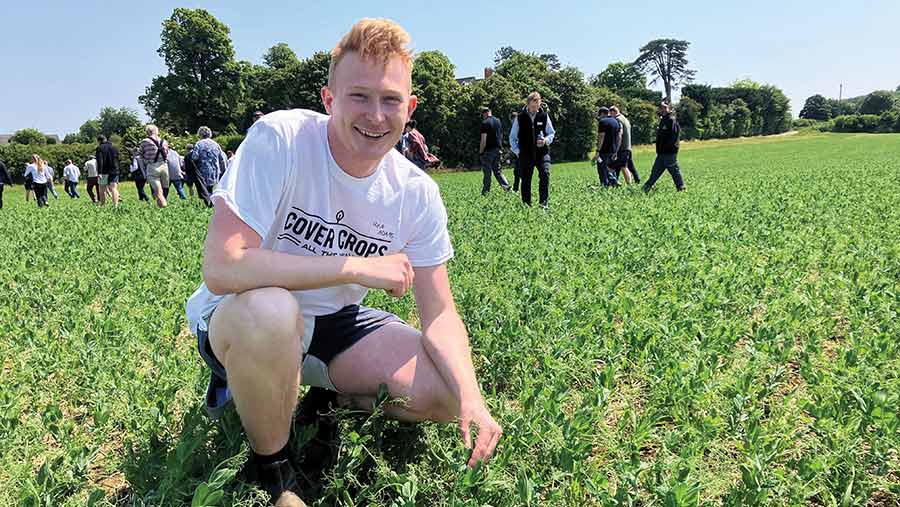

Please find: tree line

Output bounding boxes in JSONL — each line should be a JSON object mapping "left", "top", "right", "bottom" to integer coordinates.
{"left": 5, "top": 8, "right": 798, "bottom": 175}
{"left": 797, "top": 88, "right": 900, "bottom": 133}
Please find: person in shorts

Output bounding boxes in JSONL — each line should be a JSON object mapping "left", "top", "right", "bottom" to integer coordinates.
{"left": 185, "top": 18, "right": 502, "bottom": 506}
{"left": 139, "top": 124, "right": 170, "bottom": 208}
{"left": 95, "top": 135, "right": 120, "bottom": 206}
{"left": 610, "top": 106, "right": 640, "bottom": 184}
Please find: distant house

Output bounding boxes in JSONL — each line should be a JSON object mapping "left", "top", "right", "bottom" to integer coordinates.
{"left": 456, "top": 67, "right": 494, "bottom": 86}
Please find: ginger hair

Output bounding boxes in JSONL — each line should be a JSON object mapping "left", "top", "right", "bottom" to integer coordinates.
{"left": 328, "top": 18, "right": 414, "bottom": 88}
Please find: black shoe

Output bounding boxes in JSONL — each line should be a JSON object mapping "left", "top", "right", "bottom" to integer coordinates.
{"left": 294, "top": 388, "right": 339, "bottom": 495}
{"left": 247, "top": 459, "right": 307, "bottom": 506}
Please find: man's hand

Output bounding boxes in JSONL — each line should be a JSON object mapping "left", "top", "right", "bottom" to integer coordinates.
{"left": 536, "top": 139, "right": 546, "bottom": 147}
{"left": 350, "top": 253, "right": 414, "bottom": 298}
{"left": 459, "top": 400, "right": 502, "bottom": 468}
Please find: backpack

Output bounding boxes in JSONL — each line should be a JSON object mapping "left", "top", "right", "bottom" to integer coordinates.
{"left": 146, "top": 137, "right": 169, "bottom": 163}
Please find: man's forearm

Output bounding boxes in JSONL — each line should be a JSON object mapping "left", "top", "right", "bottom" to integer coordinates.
{"left": 420, "top": 310, "right": 484, "bottom": 405}
{"left": 204, "top": 246, "right": 360, "bottom": 295}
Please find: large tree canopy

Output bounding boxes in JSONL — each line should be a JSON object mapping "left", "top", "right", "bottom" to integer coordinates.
{"left": 139, "top": 8, "right": 247, "bottom": 134}
{"left": 799, "top": 94, "right": 832, "bottom": 121}
{"left": 591, "top": 62, "right": 646, "bottom": 92}
{"left": 634, "top": 39, "right": 696, "bottom": 103}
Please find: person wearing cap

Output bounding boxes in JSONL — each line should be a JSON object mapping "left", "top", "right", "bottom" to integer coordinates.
{"left": 84, "top": 155, "right": 99, "bottom": 203}
{"left": 479, "top": 106, "right": 511, "bottom": 194}
{"left": 643, "top": 102, "right": 686, "bottom": 192}
{"left": 594, "top": 106, "right": 622, "bottom": 187}
{"left": 610, "top": 106, "right": 640, "bottom": 184}
{"left": 253, "top": 110, "right": 265, "bottom": 123}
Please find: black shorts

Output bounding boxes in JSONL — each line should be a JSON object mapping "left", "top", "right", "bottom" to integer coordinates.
{"left": 197, "top": 304, "right": 403, "bottom": 418}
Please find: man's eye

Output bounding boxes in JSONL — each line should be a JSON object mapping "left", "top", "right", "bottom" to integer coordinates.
{"left": 384, "top": 97, "right": 402, "bottom": 105}
{"left": 350, "top": 94, "right": 367, "bottom": 101}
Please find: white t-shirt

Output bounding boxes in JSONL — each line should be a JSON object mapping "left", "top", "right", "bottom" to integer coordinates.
{"left": 64, "top": 164, "right": 80, "bottom": 182}
{"left": 185, "top": 109, "right": 454, "bottom": 334}
{"left": 85, "top": 159, "right": 98, "bottom": 178}
{"left": 25, "top": 164, "right": 49, "bottom": 184}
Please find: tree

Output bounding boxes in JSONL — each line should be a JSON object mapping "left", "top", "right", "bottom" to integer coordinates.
{"left": 633, "top": 39, "right": 696, "bottom": 103}
{"left": 726, "top": 98, "right": 752, "bottom": 137}
{"left": 76, "top": 119, "right": 102, "bottom": 143}
{"left": 591, "top": 62, "right": 646, "bottom": 92}
{"left": 10, "top": 128, "right": 47, "bottom": 145}
{"left": 139, "top": 8, "right": 248, "bottom": 134}
{"left": 263, "top": 43, "right": 299, "bottom": 70}
{"left": 493, "top": 46, "right": 519, "bottom": 66}
{"left": 98, "top": 107, "right": 142, "bottom": 137}
{"left": 539, "top": 53, "right": 561, "bottom": 72}
{"left": 411, "top": 51, "right": 461, "bottom": 150}
{"left": 730, "top": 78, "right": 761, "bottom": 90}
{"left": 799, "top": 94, "right": 832, "bottom": 121}
{"left": 859, "top": 90, "right": 896, "bottom": 116}
{"left": 676, "top": 96, "right": 703, "bottom": 139}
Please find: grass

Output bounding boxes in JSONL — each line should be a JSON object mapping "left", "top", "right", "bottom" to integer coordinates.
{"left": 1, "top": 132, "right": 898, "bottom": 506}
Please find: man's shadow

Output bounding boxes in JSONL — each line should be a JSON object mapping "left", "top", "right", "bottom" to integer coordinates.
{"left": 119, "top": 373, "right": 428, "bottom": 505}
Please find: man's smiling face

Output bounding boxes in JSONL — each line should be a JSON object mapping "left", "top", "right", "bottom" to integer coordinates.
{"left": 322, "top": 51, "right": 417, "bottom": 172}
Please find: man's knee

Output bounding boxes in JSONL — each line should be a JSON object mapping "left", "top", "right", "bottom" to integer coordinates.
{"left": 216, "top": 287, "right": 303, "bottom": 358}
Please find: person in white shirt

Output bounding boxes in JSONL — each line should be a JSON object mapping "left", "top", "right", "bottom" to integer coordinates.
{"left": 63, "top": 159, "right": 81, "bottom": 199}
{"left": 24, "top": 154, "right": 50, "bottom": 207}
{"left": 84, "top": 156, "right": 99, "bottom": 203}
{"left": 45, "top": 162, "right": 59, "bottom": 200}
{"left": 185, "top": 19, "right": 501, "bottom": 506}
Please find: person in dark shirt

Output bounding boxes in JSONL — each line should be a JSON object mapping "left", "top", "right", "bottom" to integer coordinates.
{"left": 594, "top": 107, "right": 622, "bottom": 187}
{"left": 0, "top": 159, "right": 11, "bottom": 210}
{"left": 95, "top": 135, "right": 121, "bottom": 206}
{"left": 479, "top": 107, "right": 511, "bottom": 194}
{"left": 511, "top": 92, "right": 556, "bottom": 207}
{"left": 643, "top": 102, "right": 685, "bottom": 192}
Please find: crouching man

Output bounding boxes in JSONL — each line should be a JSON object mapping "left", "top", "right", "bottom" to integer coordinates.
{"left": 185, "top": 18, "right": 501, "bottom": 507}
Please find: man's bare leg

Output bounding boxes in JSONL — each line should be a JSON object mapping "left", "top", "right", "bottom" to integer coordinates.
{"left": 98, "top": 184, "right": 107, "bottom": 205}
{"left": 621, "top": 167, "right": 634, "bottom": 185}
{"left": 109, "top": 183, "right": 120, "bottom": 206}
{"left": 208, "top": 287, "right": 303, "bottom": 454}
{"left": 328, "top": 322, "right": 458, "bottom": 423}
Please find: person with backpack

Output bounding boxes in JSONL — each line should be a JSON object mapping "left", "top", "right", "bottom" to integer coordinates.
{"left": 139, "top": 124, "right": 170, "bottom": 208}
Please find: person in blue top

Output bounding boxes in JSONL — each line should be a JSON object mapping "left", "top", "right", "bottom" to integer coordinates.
{"left": 510, "top": 92, "right": 556, "bottom": 207}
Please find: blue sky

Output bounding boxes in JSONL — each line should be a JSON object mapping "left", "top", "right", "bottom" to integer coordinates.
{"left": 3, "top": 1, "right": 898, "bottom": 137}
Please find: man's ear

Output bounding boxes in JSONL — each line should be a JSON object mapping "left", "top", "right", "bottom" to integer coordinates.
{"left": 407, "top": 95, "right": 418, "bottom": 121}
{"left": 321, "top": 86, "right": 334, "bottom": 114}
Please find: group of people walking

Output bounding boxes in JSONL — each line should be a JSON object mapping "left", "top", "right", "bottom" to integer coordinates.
{"left": 2, "top": 124, "right": 230, "bottom": 210}
{"left": 479, "top": 95, "right": 686, "bottom": 208}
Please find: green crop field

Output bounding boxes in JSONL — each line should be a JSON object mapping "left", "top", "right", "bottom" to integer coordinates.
{"left": 1, "top": 132, "right": 898, "bottom": 506}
